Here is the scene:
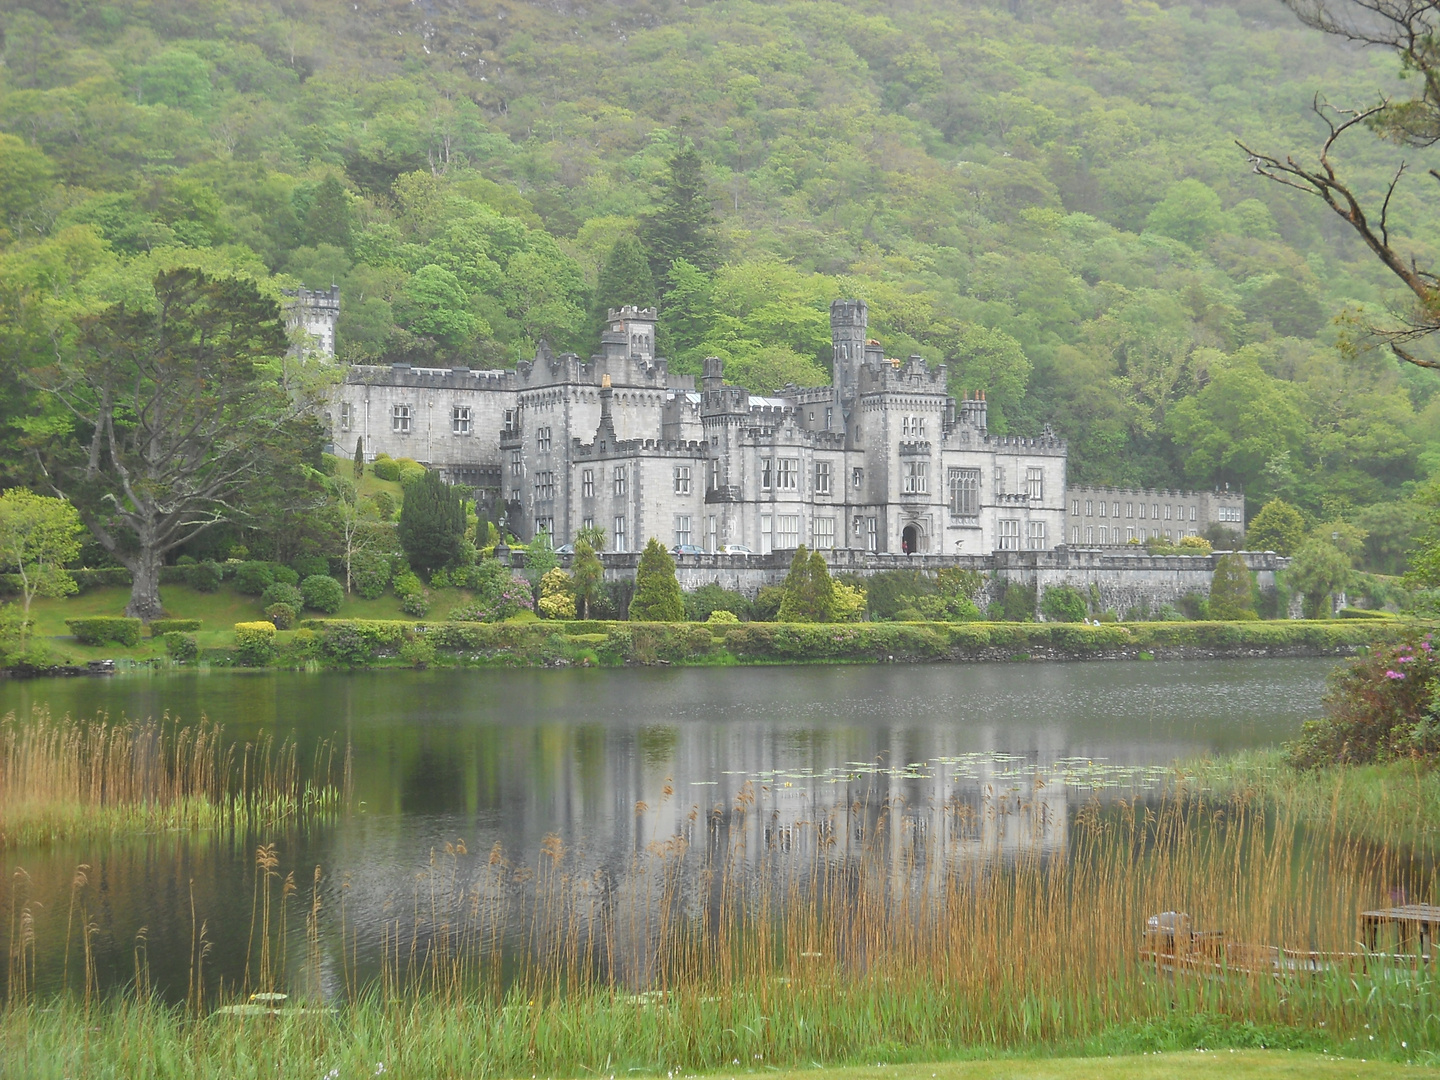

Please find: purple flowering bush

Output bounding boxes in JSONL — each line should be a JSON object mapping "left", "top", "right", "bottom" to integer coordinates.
{"left": 1288, "top": 633, "right": 1440, "bottom": 767}
{"left": 448, "top": 572, "right": 535, "bottom": 623}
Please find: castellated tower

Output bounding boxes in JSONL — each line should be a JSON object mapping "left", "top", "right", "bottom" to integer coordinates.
{"left": 830, "top": 299, "right": 868, "bottom": 411}
{"left": 282, "top": 285, "right": 340, "bottom": 359}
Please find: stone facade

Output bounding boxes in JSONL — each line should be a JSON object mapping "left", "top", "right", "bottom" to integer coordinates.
{"left": 1066, "top": 485, "right": 1244, "bottom": 547}
{"left": 331, "top": 299, "right": 1077, "bottom": 555}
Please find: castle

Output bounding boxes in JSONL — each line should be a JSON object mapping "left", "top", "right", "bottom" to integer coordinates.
{"left": 314, "top": 295, "right": 1243, "bottom": 555}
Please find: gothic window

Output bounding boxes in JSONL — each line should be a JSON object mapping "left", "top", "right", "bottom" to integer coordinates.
{"left": 1071, "top": 499, "right": 1080, "bottom": 516}
{"left": 852, "top": 467, "right": 863, "bottom": 489}
{"left": 452, "top": 406, "right": 471, "bottom": 435}
{"left": 1126, "top": 502, "right": 1134, "bottom": 518}
{"left": 1098, "top": 500, "right": 1107, "bottom": 518}
{"left": 613, "top": 515, "right": 627, "bottom": 551}
{"left": 814, "top": 461, "right": 832, "bottom": 495}
{"left": 1165, "top": 504, "right": 1173, "bottom": 520}
{"left": 1085, "top": 525, "right": 1094, "bottom": 544}
{"left": 998, "top": 519, "right": 1021, "bottom": 551}
{"left": 949, "top": 468, "right": 980, "bottom": 517}
{"left": 1113, "top": 502, "right": 1121, "bottom": 518}
{"left": 613, "top": 467, "right": 627, "bottom": 496}
{"left": 1085, "top": 499, "right": 1093, "bottom": 516}
{"left": 391, "top": 404, "right": 412, "bottom": 434}
{"left": 1071, "top": 526, "right": 1081, "bottom": 545}
{"left": 1152, "top": 503, "right": 1159, "bottom": 518}
{"left": 760, "top": 457, "right": 773, "bottom": 490}
{"left": 903, "top": 461, "right": 928, "bottom": 494}
{"left": 1138, "top": 502, "right": 1146, "bottom": 519}
{"left": 582, "top": 469, "right": 594, "bottom": 498}
{"left": 777, "top": 458, "right": 798, "bottom": 490}
{"left": 709, "top": 458, "right": 721, "bottom": 491}
{"left": 708, "top": 515, "right": 718, "bottom": 552}
{"left": 1027, "top": 521, "right": 1047, "bottom": 550}
{"left": 1026, "top": 467, "right": 1043, "bottom": 501}
{"left": 777, "top": 515, "right": 800, "bottom": 549}
{"left": 814, "top": 517, "right": 835, "bottom": 549}
{"left": 674, "top": 466, "right": 691, "bottom": 495}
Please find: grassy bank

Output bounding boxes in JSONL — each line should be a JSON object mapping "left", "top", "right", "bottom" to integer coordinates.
{"left": 1184, "top": 751, "right": 1440, "bottom": 855}
{"left": 0, "top": 1005, "right": 1426, "bottom": 1079}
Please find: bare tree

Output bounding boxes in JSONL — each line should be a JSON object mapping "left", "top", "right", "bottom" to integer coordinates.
{"left": 1238, "top": 1, "right": 1440, "bottom": 370}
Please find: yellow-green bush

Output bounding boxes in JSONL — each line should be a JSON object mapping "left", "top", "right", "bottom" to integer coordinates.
{"left": 233, "top": 621, "right": 277, "bottom": 666}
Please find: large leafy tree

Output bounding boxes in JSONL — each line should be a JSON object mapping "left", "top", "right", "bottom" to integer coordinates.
{"left": 0, "top": 489, "right": 83, "bottom": 643}
{"left": 32, "top": 268, "right": 321, "bottom": 620}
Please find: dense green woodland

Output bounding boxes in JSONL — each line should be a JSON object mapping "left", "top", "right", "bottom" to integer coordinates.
{"left": 2, "top": 0, "right": 1439, "bottom": 574}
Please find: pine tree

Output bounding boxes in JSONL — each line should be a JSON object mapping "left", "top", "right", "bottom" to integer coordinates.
{"left": 304, "top": 174, "right": 353, "bottom": 251}
{"left": 644, "top": 147, "right": 717, "bottom": 287}
{"left": 807, "top": 549, "right": 835, "bottom": 621}
{"left": 1208, "top": 552, "right": 1258, "bottom": 621}
{"left": 397, "top": 470, "right": 465, "bottom": 576}
{"left": 629, "top": 537, "right": 683, "bottom": 621}
{"left": 571, "top": 539, "right": 605, "bottom": 618}
{"left": 353, "top": 436, "right": 364, "bottom": 481}
{"left": 596, "top": 235, "right": 657, "bottom": 311}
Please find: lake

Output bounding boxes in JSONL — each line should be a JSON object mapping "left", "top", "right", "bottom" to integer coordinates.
{"left": 0, "top": 658, "right": 1336, "bottom": 1001}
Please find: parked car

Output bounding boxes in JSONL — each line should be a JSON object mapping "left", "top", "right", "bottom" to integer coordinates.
{"left": 720, "top": 544, "right": 754, "bottom": 555}
{"left": 671, "top": 544, "right": 704, "bottom": 556}
{"left": 553, "top": 543, "right": 575, "bottom": 555}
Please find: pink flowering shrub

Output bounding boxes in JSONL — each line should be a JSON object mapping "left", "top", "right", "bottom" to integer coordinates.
{"left": 1288, "top": 633, "right": 1440, "bottom": 767}
{"left": 447, "top": 572, "right": 535, "bottom": 623}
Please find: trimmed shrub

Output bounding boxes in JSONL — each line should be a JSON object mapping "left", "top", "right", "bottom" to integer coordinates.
{"left": 148, "top": 619, "right": 201, "bottom": 636}
{"left": 233, "top": 561, "right": 276, "bottom": 596}
{"left": 601, "top": 623, "right": 714, "bottom": 664}
{"left": 1040, "top": 585, "right": 1088, "bottom": 623}
{"left": 192, "top": 560, "right": 223, "bottom": 592}
{"left": 233, "top": 621, "right": 277, "bottom": 666}
{"left": 292, "top": 554, "right": 330, "bottom": 579}
{"left": 271, "top": 565, "right": 300, "bottom": 587}
{"left": 265, "top": 602, "right": 297, "bottom": 630}
{"left": 352, "top": 550, "right": 392, "bottom": 599}
{"left": 706, "top": 609, "right": 740, "bottom": 624}
{"left": 630, "top": 539, "right": 683, "bottom": 621}
{"left": 163, "top": 631, "right": 198, "bottom": 662}
{"left": 308, "top": 619, "right": 411, "bottom": 665}
{"left": 372, "top": 454, "right": 401, "bottom": 482}
{"left": 65, "top": 616, "right": 142, "bottom": 647}
{"left": 396, "top": 459, "right": 428, "bottom": 487}
{"left": 301, "top": 574, "right": 344, "bottom": 614}
{"left": 1337, "top": 607, "right": 1394, "bottom": 619}
{"left": 261, "top": 582, "right": 305, "bottom": 611}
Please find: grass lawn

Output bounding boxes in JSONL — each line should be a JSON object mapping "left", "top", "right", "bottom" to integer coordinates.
{"left": 767, "top": 1053, "right": 1422, "bottom": 1079}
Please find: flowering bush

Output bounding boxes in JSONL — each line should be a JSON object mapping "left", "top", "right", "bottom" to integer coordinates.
{"left": 537, "top": 568, "right": 576, "bottom": 620}
{"left": 448, "top": 573, "right": 535, "bottom": 622}
{"left": 1287, "top": 633, "right": 1439, "bottom": 767}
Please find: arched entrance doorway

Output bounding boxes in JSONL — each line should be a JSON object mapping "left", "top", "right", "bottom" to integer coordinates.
{"left": 902, "top": 525, "right": 920, "bottom": 554}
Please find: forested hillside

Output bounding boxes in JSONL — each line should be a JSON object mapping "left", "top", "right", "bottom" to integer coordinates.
{"left": 1, "top": 0, "right": 1437, "bottom": 570}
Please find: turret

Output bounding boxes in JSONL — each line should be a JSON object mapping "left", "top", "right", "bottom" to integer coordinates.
{"left": 830, "top": 299, "right": 868, "bottom": 408}
{"left": 600, "top": 305, "right": 658, "bottom": 362}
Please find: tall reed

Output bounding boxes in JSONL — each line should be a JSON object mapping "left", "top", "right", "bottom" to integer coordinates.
{"left": 0, "top": 710, "right": 349, "bottom": 848}
{"left": 4, "top": 776, "right": 1435, "bottom": 1076}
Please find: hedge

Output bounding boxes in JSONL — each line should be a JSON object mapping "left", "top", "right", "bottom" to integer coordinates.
{"left": 233, "top": 621, "right": 277, "bottom": 666}
{"left": 148, "top": 619, "right": 201, "bottom": 637}
{"left": 65, "top": 616, "right": 142, "bottom": 647}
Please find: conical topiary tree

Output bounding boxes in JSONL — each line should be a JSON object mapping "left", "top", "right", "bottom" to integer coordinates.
{"left": 778, "top": 545, "right": 835, "bottom": 622}
{"left": 1207, "top": 552, "right": 1257, "bottom": 620}
{"left": 629, "top": 538, "right": 683, "bottom": 621}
